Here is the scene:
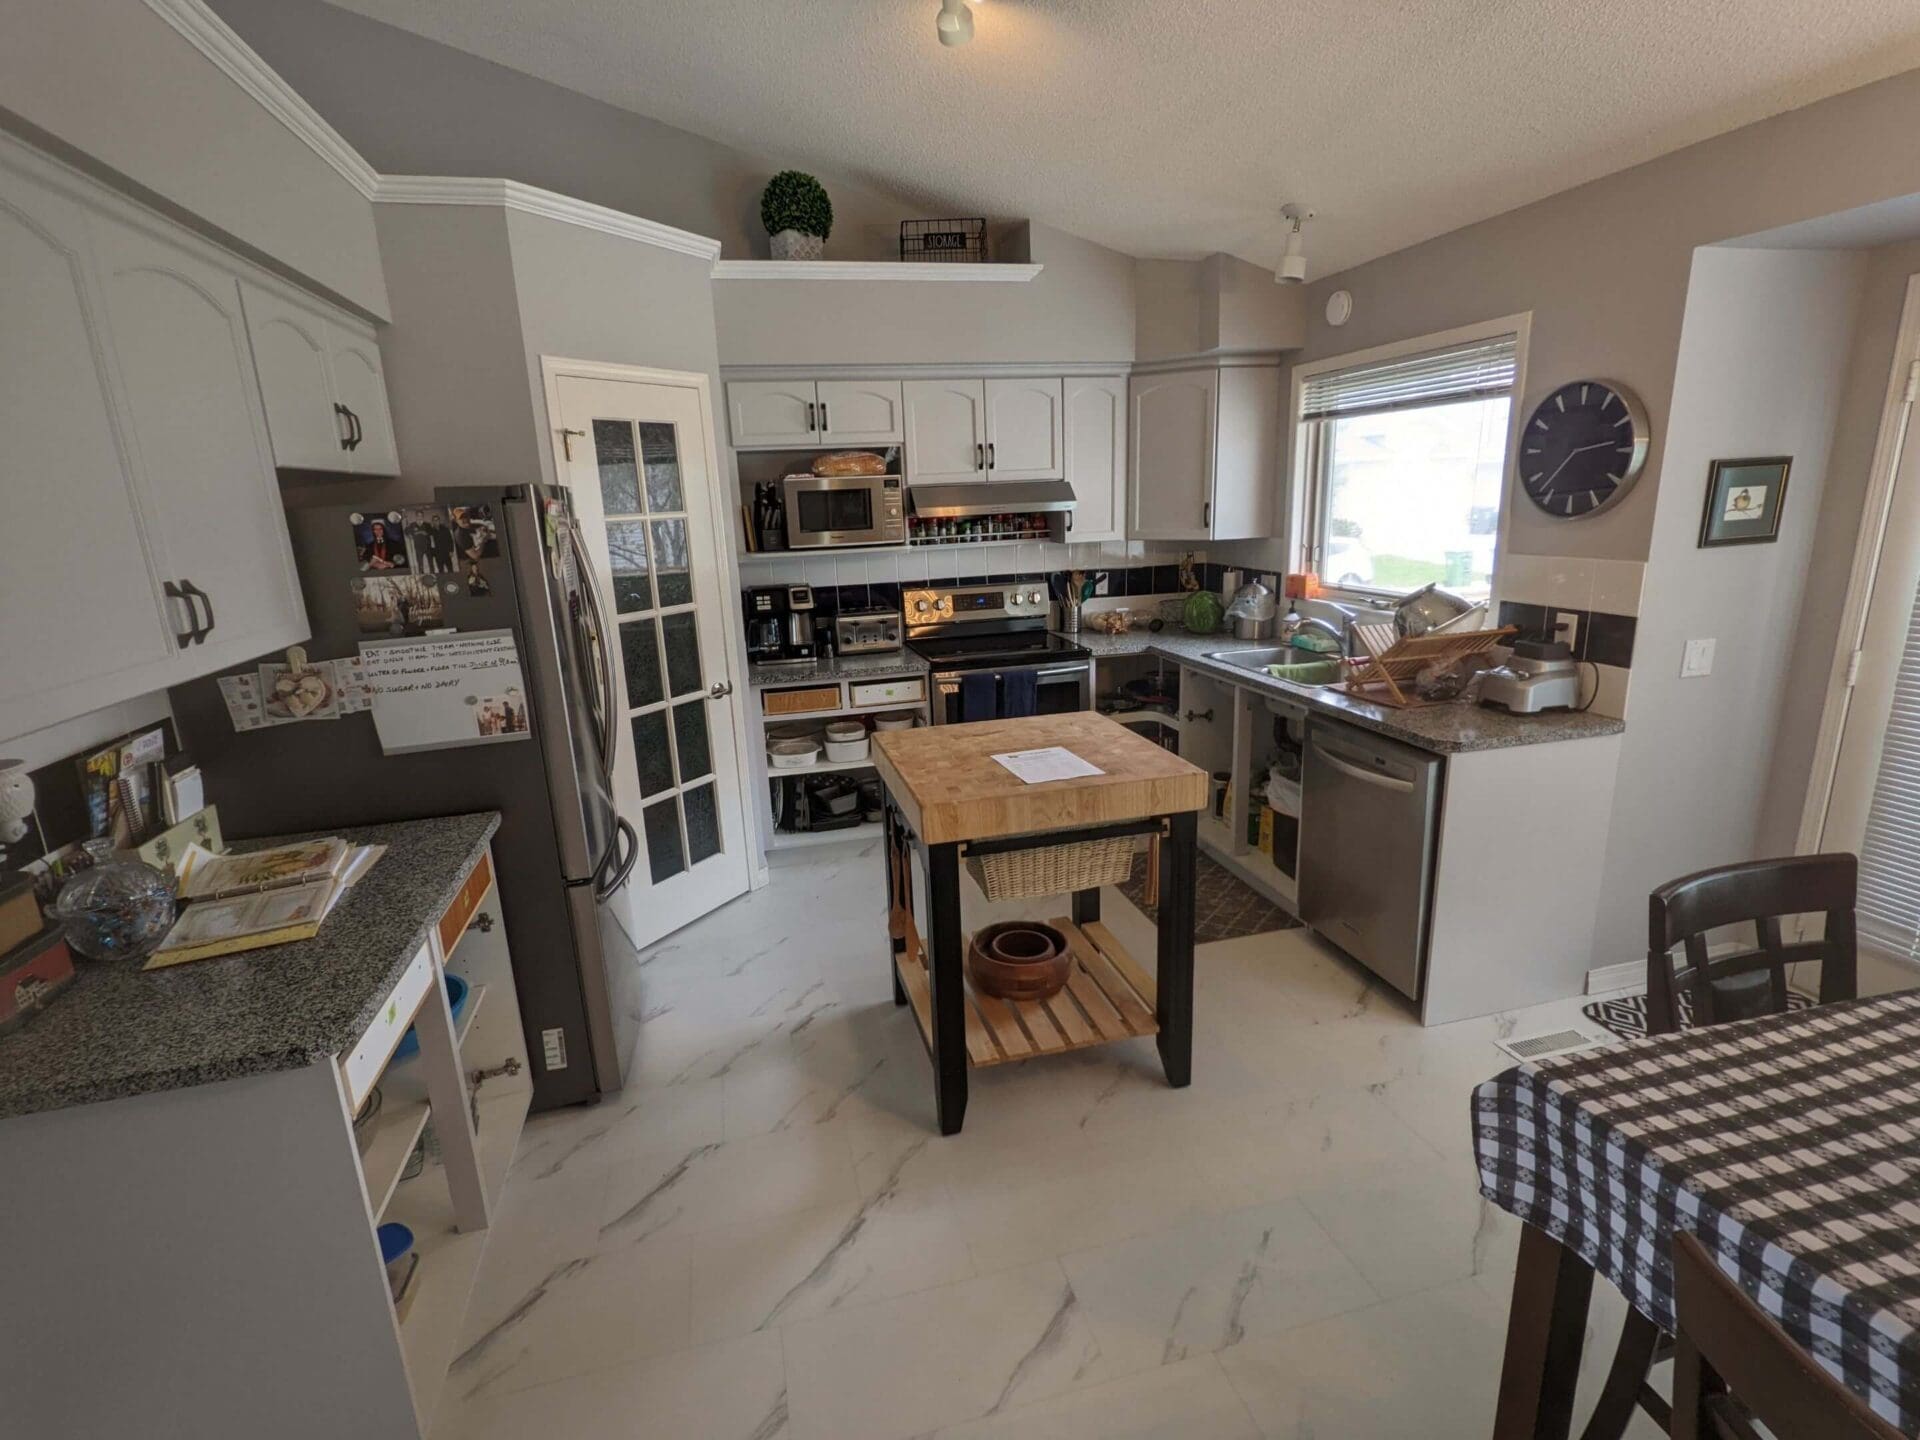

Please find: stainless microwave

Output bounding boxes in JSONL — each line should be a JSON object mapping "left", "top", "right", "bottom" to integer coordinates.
{"left": 783, "top": 473, "right": 906, "bottom": 549}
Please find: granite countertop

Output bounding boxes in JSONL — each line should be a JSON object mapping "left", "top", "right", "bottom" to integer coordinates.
{"left": 749, "top": 651, "right": 929, "bottom": 689}
{"left": 0, "top": 812, "right": 500, "bottom": 1121}
{"left": 1075, "top": 630, "right": 1624, "bottom": 754}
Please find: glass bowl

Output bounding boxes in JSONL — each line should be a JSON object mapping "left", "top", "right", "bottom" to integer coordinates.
{"left": 50, "top": 843, "right": 177, "bottom": 961}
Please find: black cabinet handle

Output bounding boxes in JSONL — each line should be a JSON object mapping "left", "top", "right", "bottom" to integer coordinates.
{"left": 177, "top": 580, "right": 214, "bottom": 644}
{"left": 820, "top": 402, "right": 830, "bottom": 433}
{"left": 1202, "top": 500, "right": 1212, "bottom": 530}
{"left": 346, "top": 408, "right": 363, "bottom": 451}
{"left": 974, "top": 442, "right": 983, "bottom": 470}
{"left": 162, "top": 580, "right": 196, "bottom": 646}
{"left": 806, "top": 402, "right": 817, "bottom": 432}
{"left": 334, "top": 403, "right": 353, "bottom": 451}
{"left": 987, "top": 442, "right": 996, "bottom": 470}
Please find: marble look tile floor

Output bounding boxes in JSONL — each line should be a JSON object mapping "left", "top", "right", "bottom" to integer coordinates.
{"left": 431, "top": 842, "right": 1664, "bottom": 1440}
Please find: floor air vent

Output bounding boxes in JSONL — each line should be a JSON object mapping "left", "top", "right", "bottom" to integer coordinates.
{"left": 1495, "top": 1028, "right": 1609, "bottom": 1064}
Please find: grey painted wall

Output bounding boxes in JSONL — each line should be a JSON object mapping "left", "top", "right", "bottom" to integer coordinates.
{"left": 207, "top": 0, "right": 946, "bottom": 262}
{"left": 1588, "top": 246, "right": 1864, "bottom": 970}
{"left": 2, "top": 0, "right": 388, "bottom": 316}
{"left": 1764, "top": 238, "right": 1920, "bottom": 852}
{"left": 1276, "top": 67, "right": 1920, "bottom": 566}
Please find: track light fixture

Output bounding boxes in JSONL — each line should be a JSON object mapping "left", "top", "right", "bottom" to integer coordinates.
{"left": 937, "top": 0, "right": 974, "bottom": 47}
{"left": 1275, "top": 204, "right": 1312, "bottom": 285}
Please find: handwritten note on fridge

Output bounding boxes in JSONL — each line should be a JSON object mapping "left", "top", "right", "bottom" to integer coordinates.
{"left": 360, "top": 630, "right": 532, "bottom": 754}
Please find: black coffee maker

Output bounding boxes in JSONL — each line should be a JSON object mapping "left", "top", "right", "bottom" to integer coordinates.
{"left": 743, "top": 584, "right": 818, "bottom": 663}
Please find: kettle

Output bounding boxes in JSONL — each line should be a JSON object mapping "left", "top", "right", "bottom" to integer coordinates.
{"left": 1225, "top": 578, "right": 1278, "bottom": 640}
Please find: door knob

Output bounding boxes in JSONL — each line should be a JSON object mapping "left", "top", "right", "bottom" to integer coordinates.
{"left": 709, "top": 680, "right": 734, "bottom": 699}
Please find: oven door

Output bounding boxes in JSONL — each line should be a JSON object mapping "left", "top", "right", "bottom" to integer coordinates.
{"left": 784, "top": 474, "right": 902, "bottom": 549}
{"left": 931, "top": 662, "right": 1092, "bottom": 724}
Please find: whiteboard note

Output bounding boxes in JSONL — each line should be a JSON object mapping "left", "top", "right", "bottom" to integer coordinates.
{"left": 990, "top": 747, "right": 1105, "bottom": 785}
{"left": 361, "top": 630, "right": 532, "bottom": 754}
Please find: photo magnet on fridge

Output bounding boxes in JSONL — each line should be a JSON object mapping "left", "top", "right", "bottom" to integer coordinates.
{"left": 350, "top": 511, "right": 411, "bottom": 572}
{"left": 351, "top": 575, "right": 444, "bottom": 637}
{"left": 398, "top": 505, "right": 456, "bottom": 577}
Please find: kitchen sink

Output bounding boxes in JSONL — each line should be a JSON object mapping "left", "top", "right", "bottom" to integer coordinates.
{"left": 1205, "top": 646, "right": 1345, "bottom": 685}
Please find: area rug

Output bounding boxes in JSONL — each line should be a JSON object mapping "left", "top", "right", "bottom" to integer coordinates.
{"left": 1116, "top": 849, "right": 1299, "bottom": 944}
{"left": 1582, "top": 989, "right": 1812, "bottom": 1041}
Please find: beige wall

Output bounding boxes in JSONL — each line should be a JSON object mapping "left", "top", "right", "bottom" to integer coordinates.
{"left": 1588, "top": 246, "right": 1864, "bottom": 969}
{"left": 207, "top": 0, "right": 943, "bottom": 263}
{"left": 1134, "top": 254, "right": 1306, "bottom": 362}
{"left": 1281, "top": 67, "right": 1920, "bottom": 565}
{"left": 1764, "top": 238, "right": 1920, "bottom": 851}
{"left": 1, "top": 0, "right": 388, "bottom": 316}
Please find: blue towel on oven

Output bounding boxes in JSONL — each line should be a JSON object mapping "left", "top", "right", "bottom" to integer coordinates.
{"left": 960, "top": 671, "right": 998, "bottom": 722}
{"left": 1001, "top": 669, "right": 1038, "bottom": 719}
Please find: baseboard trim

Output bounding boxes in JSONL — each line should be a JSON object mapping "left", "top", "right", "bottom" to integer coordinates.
{"left": 1586, "top": 960, "right": 1643, "bottom": 995}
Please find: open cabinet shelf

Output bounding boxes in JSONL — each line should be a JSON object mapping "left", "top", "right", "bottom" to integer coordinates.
{"left": 355, "top": 983, "right": 491, "bottom": 1222}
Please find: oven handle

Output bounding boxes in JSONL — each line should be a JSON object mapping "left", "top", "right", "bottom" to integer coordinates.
{"left": 934, "top": 663, "right": 1091, "bottom": 689}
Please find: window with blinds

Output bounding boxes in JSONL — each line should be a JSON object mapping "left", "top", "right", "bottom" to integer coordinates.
{"left": 1297, "top": 330, "right": 1520, "bottom": 601}
{"left": 1857, "top": 583, "right": 1920, "bottom": 962}
{"left": 1300, "top": 334, "right": 1519, "bottom": 421}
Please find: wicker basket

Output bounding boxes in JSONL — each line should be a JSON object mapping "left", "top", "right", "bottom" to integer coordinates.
{"left": 966, "top": 835, "right": 1134, "bottom": 902}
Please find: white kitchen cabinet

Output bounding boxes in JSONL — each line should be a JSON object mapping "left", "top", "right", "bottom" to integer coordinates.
{"left": 983, "top": 378, "right": 1064, "bottom": 481}
{"left": 90, "top": 209, "right": 307, "bottom": 670}
{"left": 1128, "top": 363, "right": 1278, "bottom": 541}
{"left": 1062, "top": 375, "right": 1126, "bottom": 542}
{"left": 0, "top": 151, "right": 179, "bottom": 737}
{"left": 241, "top": 281, "right": 399, "bottom": 476}
{"left": 0, "top": 135, "right": 311, "bottom": 740}
{"left": 727, "top": 379, "right": 820, "bottom": 448}
{"left": 903, "top": 379, "right": 988, "bottom": 485}
{"left": 816, "top": 379, "right": 904, "bottom": 445}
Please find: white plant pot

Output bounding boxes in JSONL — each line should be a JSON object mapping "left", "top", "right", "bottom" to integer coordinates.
{"left": 769, "top": 229, "right": 825, "bottom": 261}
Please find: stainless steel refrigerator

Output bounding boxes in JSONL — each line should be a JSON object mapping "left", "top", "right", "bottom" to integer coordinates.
{"left": 169, "top": 484, "right": 638, "bottom": 1111}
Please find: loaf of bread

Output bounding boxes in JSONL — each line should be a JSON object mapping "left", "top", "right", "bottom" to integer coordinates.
{"left": 810, "top": 451, "right": 887, "bottom": 477}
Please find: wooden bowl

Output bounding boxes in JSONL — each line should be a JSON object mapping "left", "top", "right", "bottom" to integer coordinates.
{"left": 967, "top": 921, "right": 1070, "bottom": 1002}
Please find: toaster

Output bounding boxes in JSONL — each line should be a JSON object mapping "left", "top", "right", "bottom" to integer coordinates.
{"left": 1479, "top": 640, "right": 1583, "bottom": 714}
{"left": 832, "top": 607, "right": 902, "bottom": 656}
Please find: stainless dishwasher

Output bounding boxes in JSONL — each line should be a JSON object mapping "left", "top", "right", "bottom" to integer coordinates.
{"left": 1298, "top": 717, "right": 1443, "bottom": 1002}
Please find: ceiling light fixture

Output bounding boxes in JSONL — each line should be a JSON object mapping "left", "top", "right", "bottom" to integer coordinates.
{"left": 937, "top": 0, "right": 974, "bottom": 47}
{"left": 1275, "top": 204, "right": 1312, "bottom": 285}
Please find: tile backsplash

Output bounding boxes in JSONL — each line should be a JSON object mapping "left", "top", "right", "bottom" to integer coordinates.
{"left": 1495, "top": 553, "right": 1644, "bottom": 720}
{"left": 747, "top": 544, "right": 1222, "bottom": 615}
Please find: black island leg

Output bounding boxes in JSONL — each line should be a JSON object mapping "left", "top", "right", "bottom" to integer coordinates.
{"left": 884, "top": 799, "right": 907, "bottom": 1007}
{"left": 925, "top": 840, "right": 969, "bottom": 1135}
{"left": 1155, "top": 810, "right": 1196, "bottom": 1087}
{"left": 1071, "top": 884, "right": 1101, "bottom": 928}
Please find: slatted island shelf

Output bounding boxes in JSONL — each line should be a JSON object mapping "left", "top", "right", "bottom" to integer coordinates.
{"left": 872, "top": 712, "right": 1208, "bottom": 1133}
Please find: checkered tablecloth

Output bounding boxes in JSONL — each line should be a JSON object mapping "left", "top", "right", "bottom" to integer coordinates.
{"left": 1474, "top": 991, "right": 1920, "bottom": 1433}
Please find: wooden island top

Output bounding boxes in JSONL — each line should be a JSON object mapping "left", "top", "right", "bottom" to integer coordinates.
{"left": 871, "top": 712, "right": 1207, "bottom": 846}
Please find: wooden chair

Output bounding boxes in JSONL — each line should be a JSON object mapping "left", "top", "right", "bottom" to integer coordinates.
{"left": 1645, "top": 852, "right": 1859, "bottom": 1034}
{"left": 1582, "top": 853, "right": 1861, "bottom": 1440}
{"left": 1670, "top": 1231, "right": 1901, "bottom": 1440}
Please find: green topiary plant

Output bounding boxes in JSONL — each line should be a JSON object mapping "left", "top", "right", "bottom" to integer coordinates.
{"left": 760, "top": 171, "right": 833, "bottom": 241}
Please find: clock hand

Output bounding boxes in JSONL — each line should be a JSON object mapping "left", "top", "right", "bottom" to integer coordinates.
{"left": 1538, "top": 441, "right": 1618, "bottom": 495}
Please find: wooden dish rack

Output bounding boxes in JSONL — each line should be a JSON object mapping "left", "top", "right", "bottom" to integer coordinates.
{"left": 1342, "top": 622, "right": 1517, "bottom": 708}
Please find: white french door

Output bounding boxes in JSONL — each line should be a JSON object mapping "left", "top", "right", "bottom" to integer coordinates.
{"left": 1809, "top": 278, "right": 1920, "bottom": 987}
{"left": 547, "top": 365, "right": 750, "bottom": 947}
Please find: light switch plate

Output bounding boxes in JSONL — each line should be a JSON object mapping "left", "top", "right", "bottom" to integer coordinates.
{"left": 1681, "top": 638, "right": 1716, "bottom": 678}
{"left": 541, "top": 1026, "right": 568, "bottom": 1070}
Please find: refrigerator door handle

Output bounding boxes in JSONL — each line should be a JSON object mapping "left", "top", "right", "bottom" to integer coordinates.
{"left": 595, "top": 816, "right": 638, "bottom": 903}
{"left": 569, "top": 526, "right": 618, "bottom": 793}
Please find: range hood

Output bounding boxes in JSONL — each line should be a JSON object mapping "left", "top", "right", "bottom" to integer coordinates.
{"left": 907, "top": 480, "right": 1076, "bottom": 519}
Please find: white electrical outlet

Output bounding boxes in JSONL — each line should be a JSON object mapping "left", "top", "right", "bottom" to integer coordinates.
{"left": 1553, "top": 611, "right": 1581, "bottom": 653}
{"left": 1681, "top": 638, "right": 1716, "bottom": 678}
{"left": 542, "top": 1026, "right": 568, "bottom": 1070}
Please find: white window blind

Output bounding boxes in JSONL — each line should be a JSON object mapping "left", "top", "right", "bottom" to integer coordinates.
{"left": 1857, "top": 582, "right": 1920, "bottom": 963}
{"left": 1300, "top": 334, "right": 1518, "bottom": 422}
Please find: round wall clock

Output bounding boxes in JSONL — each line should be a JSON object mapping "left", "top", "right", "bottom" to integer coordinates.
{"left": 1517, "top": 379, "right": 1651, "bottom": 518}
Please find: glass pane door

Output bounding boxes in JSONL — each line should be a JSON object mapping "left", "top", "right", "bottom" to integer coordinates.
{"left": 592, "top": 417, "right": 725, "bottom": 883}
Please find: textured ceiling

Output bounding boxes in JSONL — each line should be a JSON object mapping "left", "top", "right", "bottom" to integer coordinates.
{"left": 316, "top": 0, "right": 1920, "bottom": 274}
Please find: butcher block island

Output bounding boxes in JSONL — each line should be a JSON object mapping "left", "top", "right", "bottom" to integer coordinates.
{"left": 871, "top": 713, "right": 1208, "bottom": 1135}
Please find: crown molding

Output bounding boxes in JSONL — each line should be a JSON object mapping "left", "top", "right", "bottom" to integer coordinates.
{"left": 142, "top": 0, "right": 380, "bottom": 199}
{"left": 712, "top": 261, "right": 1043, "bottom": 283}
{"left": 373, "top": 176, "right": 724, "bottom": 263}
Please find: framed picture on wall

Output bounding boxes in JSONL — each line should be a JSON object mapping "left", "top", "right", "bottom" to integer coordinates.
{"left": 1699, "top": 456, "right": 1791, "bottom": 547}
